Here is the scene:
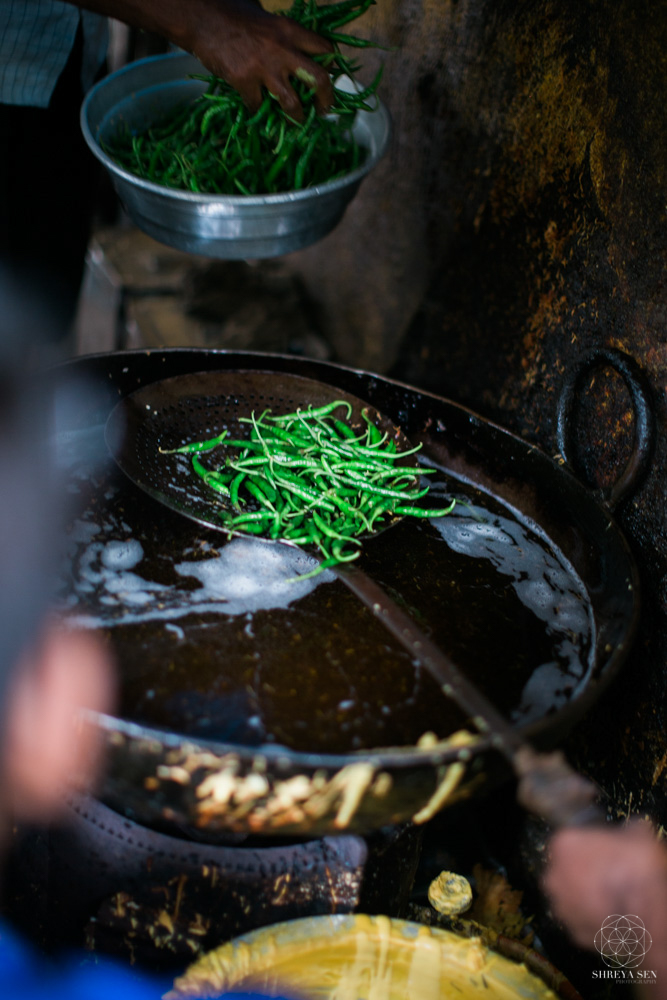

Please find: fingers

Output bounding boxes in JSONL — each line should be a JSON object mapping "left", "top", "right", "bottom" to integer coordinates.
{"left": 262, "top": 56, "right": 335, "bottom": 118}
{"left": 4, "top": 626, "right": 116, "bottom": 821}
{"left": 197, "top": 9, "right": 336, "bottom": 119}
{"left": 228, "top": 59, "right": 334, "bottom": 119}
{"left": 269, "top": 19, "right": 335, "bottom": 113}
{"left": 542, "top": 823, "right": 667, "bottom": 949}
{"left": 267, "top": 73, "right": 305, "bottom": 122}
{"left": 294, "top": 56, "right": 336, "bottom": 114}
{"left": 235, "top": 77, "right": 264, "bottom": 114}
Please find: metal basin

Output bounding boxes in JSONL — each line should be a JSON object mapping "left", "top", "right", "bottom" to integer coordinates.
{"left": 80, "top": 52, "right": 391, "bottom": 259}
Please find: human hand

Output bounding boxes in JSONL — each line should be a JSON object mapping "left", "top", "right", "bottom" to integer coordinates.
{"left": 69, "top": 0, "right": 337, "bottom": 117}
{"left": 543, "top": 821, "right": 667, "bottom": 960}
{"left": 2, "top": 625, "right": 116, "bottom": 823}
{"left": 189, "top": 0, "right": 335, "bottom": 120}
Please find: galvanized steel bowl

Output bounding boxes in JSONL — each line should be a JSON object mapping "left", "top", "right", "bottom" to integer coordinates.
{"left": 80, "top": 51, "right": 391, "bottom": 259}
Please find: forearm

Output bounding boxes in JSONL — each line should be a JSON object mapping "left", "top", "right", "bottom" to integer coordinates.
{"left": 61, "top": 0, "right": 259, "bottom": 55}
{"left": 65, "top": 0, "right": 334, "bottom": 116}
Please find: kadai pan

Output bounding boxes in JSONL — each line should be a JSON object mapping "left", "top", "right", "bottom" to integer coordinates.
{"left": 56, "top": 347, "right": 649, "bottom": 838}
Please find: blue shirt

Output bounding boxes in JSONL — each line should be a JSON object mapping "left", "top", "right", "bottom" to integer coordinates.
{"left": 0, "top": 920, "right": 291, "bottom": 1000}
{"left": 0, "top": 0, "right": 108, "bottom": 107}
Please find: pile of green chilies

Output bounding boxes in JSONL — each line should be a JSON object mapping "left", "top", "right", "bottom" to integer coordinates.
{"left": 161, "top": 400, "right": 455, "bottom": 579}
{"left": 104, "top": 0, "right": 382, "bottom": 196}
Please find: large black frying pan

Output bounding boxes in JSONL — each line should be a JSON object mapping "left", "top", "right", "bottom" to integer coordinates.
{"left": 59, "top": 347, "right": 651, "bottom": 837}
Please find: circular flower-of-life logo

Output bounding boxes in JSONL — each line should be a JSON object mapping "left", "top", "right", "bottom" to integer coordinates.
{"left": 595, "top": 915, "right": 653, "bottom": 969}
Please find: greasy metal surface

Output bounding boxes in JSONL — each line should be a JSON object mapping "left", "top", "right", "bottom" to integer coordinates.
{"left": 56, "top": 349, "right": 639, "bottom": 836}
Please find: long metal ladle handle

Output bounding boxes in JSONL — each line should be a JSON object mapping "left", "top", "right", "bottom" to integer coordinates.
{"left": 337, "top": 563, "right": 602, "bottom": 829}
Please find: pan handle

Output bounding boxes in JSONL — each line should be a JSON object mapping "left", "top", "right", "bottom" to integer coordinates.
{"left": 556, "top": 347, "right": 655, "bottom": 512}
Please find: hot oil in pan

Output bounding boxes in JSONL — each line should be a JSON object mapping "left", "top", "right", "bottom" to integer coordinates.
{"left": 358, "top": 480, "right": 595, "bottom": 731}
{"left": 61, "top": 461, "right": 593, "bottom": 755}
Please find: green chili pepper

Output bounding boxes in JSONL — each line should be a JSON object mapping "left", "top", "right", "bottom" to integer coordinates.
{"left": 395, "top": 500, "right": 457, "bottom": 518}
{"left": 230, "top": 472, "right": 246, "bottom": 509}
{"left": 268, "top": 400, "right": 354, "bottom": 424}
{"left": 161, "top": 399, "right": 455, "bottom": 574}
{"left": 159, "top": 429, "right": 228, "bottom": 454}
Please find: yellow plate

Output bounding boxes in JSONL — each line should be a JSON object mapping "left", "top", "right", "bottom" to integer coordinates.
{"left": 166, "top": 914, "right": 562, "bottom": 1000}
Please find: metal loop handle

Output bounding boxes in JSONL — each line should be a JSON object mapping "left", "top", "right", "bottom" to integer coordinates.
{"left": 556, "top": 347, "right": 655, "bottom": 511}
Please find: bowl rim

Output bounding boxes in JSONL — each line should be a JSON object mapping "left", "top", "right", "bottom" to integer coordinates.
{"left": 166, "top": 914, "right": 572, "bottom": 1000}
{"left": 80, "top": 51, "right": 391, "bottom": 205}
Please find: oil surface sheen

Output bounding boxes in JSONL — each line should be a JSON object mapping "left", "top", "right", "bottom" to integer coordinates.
{"left": 59, "top": 430, "right": 593, "bottom": 754}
